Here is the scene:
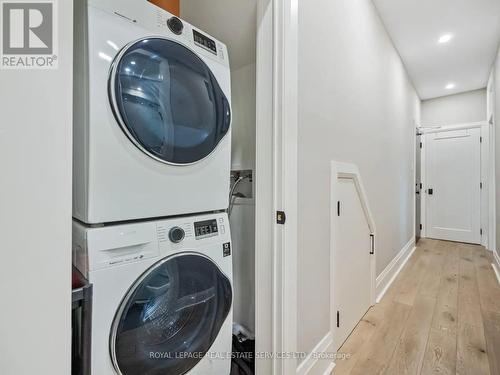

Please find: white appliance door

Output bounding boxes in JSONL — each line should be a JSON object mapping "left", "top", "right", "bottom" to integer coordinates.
{"left": 110, "top": 253, "right": 232, "bottom": 375}
{"left": 110, "top": 37, "right": 231, "bottom": 165}
{"left": 334, "top": 178, "right": 372, "bottom": 350}
{"left": 425, "top": 128, "right": 481, "bottom": 244}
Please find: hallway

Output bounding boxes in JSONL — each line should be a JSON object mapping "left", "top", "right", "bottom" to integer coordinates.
{"left": 333, "top": 239, "right": 500, "bottom": 375}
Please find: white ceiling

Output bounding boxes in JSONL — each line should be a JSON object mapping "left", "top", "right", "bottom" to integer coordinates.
{"left": 180, "top": 0, "right": 257, "bottom": 70}
{"left": 373, "top": 0, "right": 500, "bottom": 99}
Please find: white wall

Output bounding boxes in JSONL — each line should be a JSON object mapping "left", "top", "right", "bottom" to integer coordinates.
{"left": 180, "top": 0, "right": 257, "bottom": 70}
{"left": 421, "top": 89, "right": 487, "bottom": 126}
{"left": 0, "top": 2, "right": 73, "bottom": 375}
{"left": 231, "top": 63, "right": 257, "bottom": 170}
{"left": 230, "top": 63, "right": 257, "bottom": 333}
{"left": 297, "top": 0, "right": 420, "bottom": 355}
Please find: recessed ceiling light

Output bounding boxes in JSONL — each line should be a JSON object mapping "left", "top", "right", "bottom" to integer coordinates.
{"left": 445, "top": 83, "right": 456, "bottom": 90}
{"left": 438, "top": 34, "right": 453, "bottom": 44}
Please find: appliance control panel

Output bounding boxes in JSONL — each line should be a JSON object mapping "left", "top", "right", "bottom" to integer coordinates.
{"left": 194, "top": 219, "right": 219, "bottom": 239}
{"left": 74, "top": 221, "right": 160, "bottom": 272}
{"left": 74, "top": 214, "right": 231, "bottom": 273}
{"left": 150, "top": 7, "right": 228, "bottom": 64}
{"left": 156, "top": 214, "right": 229, "bottom": 252}
{"left": 193, "top": 29, "right": 217, "bottom": 55}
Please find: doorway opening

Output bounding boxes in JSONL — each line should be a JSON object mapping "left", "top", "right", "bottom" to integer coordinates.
{"left": 417, "top": 121, "right": 492, "bottom": 247}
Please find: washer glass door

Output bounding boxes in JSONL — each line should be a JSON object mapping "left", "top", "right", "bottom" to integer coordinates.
{"left": 111, "top": 253, "right": 232, "bottom": 375}
{"left": 110, "top": 38, "right": 231, "bottom": 165}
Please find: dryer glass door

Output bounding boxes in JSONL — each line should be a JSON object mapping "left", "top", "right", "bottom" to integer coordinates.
{"left": 110, "top": 38, "right": 231, "bottom": 165}
{"left": 111, "top": 253, "right": 232, "bottom": 375}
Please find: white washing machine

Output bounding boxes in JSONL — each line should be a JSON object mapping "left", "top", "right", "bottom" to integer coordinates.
{"left": 73, "top": 212, "right": 233, "bottom": 375}
{"left": 74, "top": 0, "right": 232, "bottom": 224}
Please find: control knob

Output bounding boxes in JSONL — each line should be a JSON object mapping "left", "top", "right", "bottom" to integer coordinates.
{"left": 167, "top": 17, "right": 184, "bottom": 35}
{"left": 169, "top": 227, "right": 185, "bottom": 243}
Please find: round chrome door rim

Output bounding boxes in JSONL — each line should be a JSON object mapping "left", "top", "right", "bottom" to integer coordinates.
{"left": 108, "top": 36, "right": 232, "bottom": 167}
{"left": 108, "top": 251, "right": 233, "bottom": 375}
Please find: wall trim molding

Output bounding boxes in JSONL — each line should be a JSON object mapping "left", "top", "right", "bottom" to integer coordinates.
{"left": 419, "top": 121, "right": 486, "bottom": 134}
{"left": 296, "top": 333, "right": 336, "bottom": 375}
{"left": 322, "top": 363, "right": 336, "bottom": 375}
{"left": 492, "top": 250, "right": 500, "bottom": 287}
{"left": 376, "top": 238, "right": 416, "bottom": 303}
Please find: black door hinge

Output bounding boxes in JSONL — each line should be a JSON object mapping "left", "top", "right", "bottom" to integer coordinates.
{"left": 337, "top": 311, "right": 340, "bottom": 328}
{"left": 420, "top": 142, "right": 423, "bottom": 149}
{"left": 480, "top": 228, "right": 483, "bottom": 236}
{"left": 370, "top": 234, "right": 375, "bottom": 255}
{"left": 337, "top": 201, "right": 341, "bottom": 216}
{"left": 420, "top": 224, "right": 423, "bottom": 230}
{"left": 420, "top": 183, "right": 423, "bottom": 189}
{"left": 480, "top": 182, "right": 483, "bottom": 189}
{"left": 276, "top": 211, "right": 286, "bottom": 225}
{"left": 480, "top": 136, "right": 483, "bottom": 143}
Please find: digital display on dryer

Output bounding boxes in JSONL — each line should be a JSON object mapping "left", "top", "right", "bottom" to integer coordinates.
{"left": 193, "top": 30, "right": 217, "bottom": 54}
{"left": 194, "top": 219, "right": 219, "bottom": 238}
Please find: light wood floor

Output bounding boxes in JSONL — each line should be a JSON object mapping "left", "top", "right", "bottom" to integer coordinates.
{"left": 332, "top": 239, "right": 500, "bottom": 375}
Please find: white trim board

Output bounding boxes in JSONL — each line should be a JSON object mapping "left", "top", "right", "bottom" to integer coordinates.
{"left": 296, "top": 333, "right": 336, "bottom": 375}
{"left": 254, "top": 0, "right": 275, "bottom": 372}
{"left": 376, "top": 238, "right": 416, "bottom": 303}
{"left": 488, "top": 116, "right": 496, "bottom": 252}
{"left": 254, "top": 0, "right": 299, "bottom": 373}
{"left": 486, "top": 73, "right": 496, "bottom": 253}
{"left": 480, "top": 123, "right": 490, "bottom": 248}
{"left": 322, "top": 363, "right": 336, "bottom": 375}
{"left": 419, "top": 121, "right": 484, "bottom": 134}
{"left": 493, "top": 250, "right": 500, "bottom": 287}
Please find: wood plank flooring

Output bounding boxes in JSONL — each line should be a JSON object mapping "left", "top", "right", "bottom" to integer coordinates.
{"left": 332, "top": 239, "right": 500, "bottom": 375}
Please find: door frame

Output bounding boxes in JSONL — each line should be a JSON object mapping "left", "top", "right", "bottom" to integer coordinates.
{"left": 255, "top": 0, "right": 299, "bottom": 374}
{"left": 480, "top": 122, "right": 491, "bottom": 248}
{"left": 419, "top": 122, "right": 487, "bottom": 242}
{"left": 415, "top": 127, "right": 423, "bottom": 243}
{"left": 488, "top": 114, "right": 496, "bottom": 252}
{"left": 487, "top": 71, "right": 496, "bottom": 252}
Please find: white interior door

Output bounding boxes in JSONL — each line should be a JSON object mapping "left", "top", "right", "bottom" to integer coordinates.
{"left": 334, "top": 178, "right": 372, "bottom": 350}
{"left": 425, "top": 128, "right": 481, "bottom": 244}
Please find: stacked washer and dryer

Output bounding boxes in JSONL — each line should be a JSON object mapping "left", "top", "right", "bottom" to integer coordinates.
{"left": 72, "top": 1, "right": 233, "bottom": 374}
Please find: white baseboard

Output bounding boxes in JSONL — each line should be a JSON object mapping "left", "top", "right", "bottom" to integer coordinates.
{"left": 297, "top": 332, "right": 336, "bottom": 375}
{"left": 322, "top": 362, "right": 336, "bottom": 375}
{"left": 375, "top": 238, "right": 416, "bottom": 303}
{"left": 492, "top": 250, "right": 500, "bottom": 287}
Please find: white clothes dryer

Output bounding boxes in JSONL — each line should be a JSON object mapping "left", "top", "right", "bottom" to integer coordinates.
{"left": 74, "top": 0, "right": 232, "bottom": 224}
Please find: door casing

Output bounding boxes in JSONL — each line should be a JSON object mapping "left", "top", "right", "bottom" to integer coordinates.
{"left": 255, "top": 0, "right": 299, "bottom": 374}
